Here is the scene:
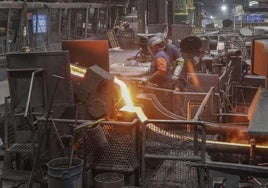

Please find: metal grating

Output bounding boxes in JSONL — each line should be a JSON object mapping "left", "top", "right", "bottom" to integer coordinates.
{"left": 94, "top": 172, "right": 124, "bottom": 183}
{"left": 0, "top": 169, "right": 31, "bottom": 182}
{"left": 142, "top": 120, "right": 206, "bottom": 188}
{"left": 6, "top": 143, "right": 33, "bottom": 153}
{"left": 146, "top": 160, "right": 199, "bottom": 188}
{"left": 89, "top": 121, "right": 139, "bottom": 173}
{"left": 145, "top": 123, "right": 201, "bottom": 157}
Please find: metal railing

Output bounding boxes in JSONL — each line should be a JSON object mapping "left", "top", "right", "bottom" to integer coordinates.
{"left": 141, "top": 119, "right": 206, "bottom": 188}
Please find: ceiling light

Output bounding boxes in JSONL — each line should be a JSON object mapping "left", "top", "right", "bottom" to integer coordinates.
{"left": 221, "top": 5, "right": 227, "bottom": 11}
{"left": 249, "top": 1, "right": 259, "bottom": 6}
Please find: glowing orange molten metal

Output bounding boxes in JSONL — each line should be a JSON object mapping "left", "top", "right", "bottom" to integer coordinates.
{"left": 70, "top": 64, "right": 87, "bottom": 78}
{"left": 114, "top": 77, "right": 135, "bottom": 112}
{"left": 114, "top": 77, "right": 148, "bottom": 122}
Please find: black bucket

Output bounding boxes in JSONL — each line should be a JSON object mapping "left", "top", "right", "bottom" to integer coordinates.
{"left": 180, "top": 36, "right": 202, "bottom": 52}
{"left": 47, "top": 157, "right": 84, "bottom": 188}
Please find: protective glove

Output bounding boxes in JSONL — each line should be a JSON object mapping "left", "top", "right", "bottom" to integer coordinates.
{"left": 172, "top": 64, "right": 183, "bottom": 80}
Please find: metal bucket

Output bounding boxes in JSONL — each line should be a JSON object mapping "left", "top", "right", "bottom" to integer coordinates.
{"left": 47, "top": 157, "right": 83, "bottom": 188}
{"left": 94, "top": 172, "right": 125, "bottom": 188}
{"left": 180, "top": 36, "right": 202, "bottom": 52}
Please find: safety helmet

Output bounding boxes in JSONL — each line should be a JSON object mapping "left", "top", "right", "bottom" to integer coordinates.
{"left": 148, "top": 36, "right": 163, "bottom": 47}
{"left": 155, "top": 32, "right": 167, "bottom": 41}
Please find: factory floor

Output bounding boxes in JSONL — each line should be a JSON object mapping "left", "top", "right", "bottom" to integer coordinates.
{"left": 1, "top": 48, "right": 268, "bottom": 188}
{"left": 1, "top": 48, "right": 268, "bottom": 187}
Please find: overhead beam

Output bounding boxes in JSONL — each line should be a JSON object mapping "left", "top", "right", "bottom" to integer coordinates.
{"left": 0, "top": 2, "right": 111, "bottom": 9}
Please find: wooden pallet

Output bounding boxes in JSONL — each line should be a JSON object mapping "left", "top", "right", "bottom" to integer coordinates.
{"left": 107, "top": 29, "right": 120, "bottom": 50}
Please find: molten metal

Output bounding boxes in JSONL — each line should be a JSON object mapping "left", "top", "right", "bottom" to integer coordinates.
{"left": 114, "top": 77, "right": 148, "bottom": 122}
{"left": 70, "top": 64, "right": 87, "bottom": 78}
{"left": 114, "top": 77, "right": 135, "bottom": 112}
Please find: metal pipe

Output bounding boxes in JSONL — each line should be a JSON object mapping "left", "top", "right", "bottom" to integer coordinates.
{"left": 164, "top": 0, "right": 167, "bottom": 25}
{"left": 138, "top": 84, "right": 209, "bottom": 96}
{"left": 206, "top": 140, "right": 268, "bottom": 156}
{"left": 144, "top": 154, "right": 201, "bottom": 161}
{"left": 6, "top": 8, "right": 11, "bottom": 53}
{"left": 37, "top": 117, "right": 139, "bottom": 126}
{"left": 4, "top": 97, "right": 10, "bottom": 149}
{"left": 205, "top": 122, "right": 248, "bottom": 133}
{"left": 50, "top": 117, "right": 65, "bottom": 152}
{"left": 28, "top": 74, "right": 64, "bottom": 188}
{"left": 85, "top": 8, "right": 89, "bottom": 38}
{"left": 206, "top": 161, "right": 268, "bottom": 176}
{"left": 147, "top": 119, "right": 206, "bottom": 126}
{"left": 250, "top": 138, "right": 257, "bottom": 164}
{"left": 24, "top": 68, "right": 45, "bottom": 117}
{"left": 193, "top": 87, "right": 214, "bottom": 121}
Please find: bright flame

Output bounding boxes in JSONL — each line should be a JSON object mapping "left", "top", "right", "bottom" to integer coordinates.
{"left": 70, "top": 64, "right": 87, "bottom": 78}
{"left": 114, "top": 77, "right": 135, "bottom": 112}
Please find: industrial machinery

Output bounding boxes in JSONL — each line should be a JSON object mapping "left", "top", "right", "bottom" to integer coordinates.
{"left": 1, "top": 33, "right": 268, "bottom": 188}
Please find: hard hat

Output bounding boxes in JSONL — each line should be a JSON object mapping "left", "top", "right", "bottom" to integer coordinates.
{"left": 155, "top": 32, "right": 166, "bottom": 41}
{"left": 148, "top": 36, "right": 163, "bottom": 47}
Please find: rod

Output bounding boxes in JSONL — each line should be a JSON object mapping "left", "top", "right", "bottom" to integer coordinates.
{"left": 193, "top": 87, "right": 214, "bottom": 121}
{"left": 24, "top": 68, "right": 45, "bottom": 117}
{"left": 206, "top": 140, "right": 268, "bottom": 155}
{"left": 28, "top": 74, "right": 63, "bottom": 188}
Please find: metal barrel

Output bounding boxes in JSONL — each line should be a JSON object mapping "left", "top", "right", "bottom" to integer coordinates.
{"left": 180, "top": 36, "right": 202, "bottom": 52}
{"left": 47, "top": 157, "right": 84, "bottom": 188}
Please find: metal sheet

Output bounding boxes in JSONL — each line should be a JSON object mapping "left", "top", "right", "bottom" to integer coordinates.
{"left": 62, "top": 40, "right": 109, "bottom": 72}
{"left": 186, "top": 73, "right": 219, "bottom": 92}
{"left": 6, "top": 51, "right": 74, "bottom": 108}
{"left": 251, "top": 39, "right": 268, "bottom": 79}
{"left": 7, "top": 69, "right": 46, "bottom": 109}
{"left": 75, "top": 65, "right": 114, "bottom": 119}
{"left": 171, "top": 24, "right": 192, "bottom": 42}
{"left": 248, "top": 89, "right": 268, "bottom": 136}
{"left": 148, "top": 24, "right": 166, "bottom": 33}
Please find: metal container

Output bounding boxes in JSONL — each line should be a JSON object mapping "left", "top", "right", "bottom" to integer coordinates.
{"left": 47, "top": 157, "right": 83, "bottom": 188}
{"left": 94, "top": 172, "right": 124, "bottom": 188}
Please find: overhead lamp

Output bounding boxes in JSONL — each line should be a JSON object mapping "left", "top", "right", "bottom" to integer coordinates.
{"left": 249, "top": 1, "right": 259, "bottom": 7}
{"left": 221, "top": 5, "right": 227, "bottom": 11}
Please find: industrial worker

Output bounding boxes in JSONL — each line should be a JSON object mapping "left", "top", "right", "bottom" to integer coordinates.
{"left": 155, "top": 32, "right": 183, "bottom": 69}
{"left": 147, "top": 36, "right": 172, "bottom": 89}
{"left": 155, "top": 32, "right": 185, "bottom": 91}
